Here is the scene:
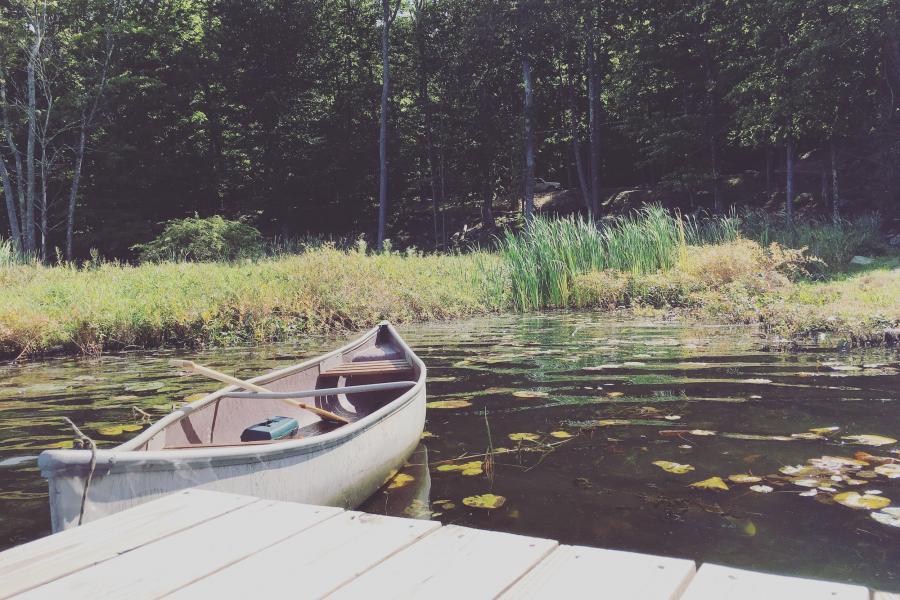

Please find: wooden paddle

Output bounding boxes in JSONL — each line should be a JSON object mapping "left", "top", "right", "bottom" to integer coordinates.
{"left": 170, "top": 359, "right": 349, "bottom": 425}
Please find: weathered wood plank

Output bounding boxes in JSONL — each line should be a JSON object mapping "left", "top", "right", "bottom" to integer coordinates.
{"left": 16, "top": 499, "right": 342, "bottom": 600}
{"left": 166, "top": 511, "right": 440, "bottom": 599}
{"left": 324, "top": 524, "right": 557, "bottom": 600}
{"left": 500, "top": 545, "right": 695, "bottom": 600}
{"left": 680, "top": 564, "right": 869, "bottom": 600}
{"left": 0, "top": 489, "right": 256, "bottom": 600}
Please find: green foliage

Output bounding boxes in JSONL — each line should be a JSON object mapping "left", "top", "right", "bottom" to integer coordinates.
{"left": 133, "top": 216, "right": 264, "bottom": 263}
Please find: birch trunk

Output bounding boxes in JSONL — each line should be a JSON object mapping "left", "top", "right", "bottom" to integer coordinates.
{"left": 522, "top": 55, "right": 535, "bottom": 226}
{"left": 25, "top": 36, "right": 40, "bottom": 254}
{"left": 587, "top": 24, "right": 601, "bottom": 217}
{"left": 0, "top": 155, "right": 21, "bottom": 250}
{"left": 1, "top": 75, "right": 27, "bottom": 244}
{"left": 830, "top": 139, "right": 840, "bottom": 223}
{"left": 377, "top": 0, "right": 398, "bottom": 251}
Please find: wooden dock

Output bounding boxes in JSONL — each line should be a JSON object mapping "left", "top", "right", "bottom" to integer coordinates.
{"left": 0, "top": 489, "right": 894, "bottom": 599}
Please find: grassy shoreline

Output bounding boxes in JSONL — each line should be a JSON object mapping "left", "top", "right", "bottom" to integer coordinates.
{"left": 1, "top": 212, "right": 897, "bottom": 360}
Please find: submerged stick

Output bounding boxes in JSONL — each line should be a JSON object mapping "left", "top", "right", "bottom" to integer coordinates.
{"left": 170, "top": 359, "right": 349, "bottom": 425}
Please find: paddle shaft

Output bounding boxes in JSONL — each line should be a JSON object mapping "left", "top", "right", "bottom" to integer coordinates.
{"left": 171, "top": 360, "right": 349, "bottom": 424}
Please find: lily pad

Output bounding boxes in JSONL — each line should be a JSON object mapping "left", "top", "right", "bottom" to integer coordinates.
{"left": 462, "top": 493, "right": 506, "bottom": 509}
{"left": 508, "top": 432, "right": 541, "bottom": 442}
{"left": 46, "top": 440, "right": 74, "bottom": 449}
{"left": 749, "top": 484, "right": 774, "bottom": 493}
{"left": 842, "top": 434, "right": 897, "bottom": 447}
{"left": 689, "top": 429, "right": 716, "bottom": 436}
{"left": 809, "top": 426, "right": 839, "bottom": 435}
{"left": 690, "top": 476, "right": 729, "bottom": 490}
{"left": 97, "top": 424, "right": 144, "bottom": 436}
{"left": 652, "top": 460, "right": 694, "bottom": 474}
{"left": 606, "top": 391, "right": 625, "bottom": 398}
{"left": 874, "top": 464, "right": 900, "bottom": 479}
{"left": 426, "top": 400, "right": 472, "bottom": 409}
{"left": 549, "top": 431, "right": 573, "bottom": 439}
{"left": 833, "top": 491, "right": 891, "bottom": 510}
{"left": 387, "top": 473, "right": 415, "bottom": 489}
{"left": 728, "top": 474, "right": 762, "bottom": 484}
{"left": 435, "top": 461, "right": 483, "bottom": 476}
{"left": 871, "top": 507, "right": 900, "bottom": 528}
{"left": 512, "top": 390, "right": 548, "bottom": 398}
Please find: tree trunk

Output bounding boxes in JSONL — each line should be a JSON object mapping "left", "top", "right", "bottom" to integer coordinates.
{"left": 25, "top": 40, "right": 40, "bottom": 254}
{"left": 1, "top": 75, "right": 26, "bottom": 252}
{"left": 567, "top": 73, "right": 591, "bottom": 214}
{"left": 39, "top": 148, "right": 48, "bottom": 261}
{"left": 587, "top": 22, "right": 601, "bottom": 217}
{"left": 66, "top": 124, "right": 87, "bottom": 261}
{"left": 785, "top": 136, "right": 795, "bottom": 224}
{"left": 376, "top": 0, "right": 396, "bottom": 252}
{"left": 413, "top": 0, "right": 441, "bottom": 249}
{"left": 830, "top": 138, "right": 840, "bottom": 223}
{"left": 0, "top": 155, "right": 21, "bottom": 251}
{"left": 522, "top": 55, "right": 535, "bottom": 226}
{"left": 765, "top": 147, "right": 773, "bottom": 194}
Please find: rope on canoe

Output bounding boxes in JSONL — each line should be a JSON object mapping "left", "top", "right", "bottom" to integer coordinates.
{"left": 61, "top": 417, "right": 98, "bottom": 527}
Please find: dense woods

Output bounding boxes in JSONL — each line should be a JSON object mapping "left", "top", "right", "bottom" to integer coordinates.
{"left": 1, "top": 0, "right": 898, "bottom": 259}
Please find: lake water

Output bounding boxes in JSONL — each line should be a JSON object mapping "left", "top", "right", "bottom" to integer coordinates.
{"left": 1, "top": 313, "right": 898, "bottom": 590}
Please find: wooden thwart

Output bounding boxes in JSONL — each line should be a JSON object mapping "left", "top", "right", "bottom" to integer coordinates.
{"left": 320, "top": 359, "right": 412, "bottom": 378}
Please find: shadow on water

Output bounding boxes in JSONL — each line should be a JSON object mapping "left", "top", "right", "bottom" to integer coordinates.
{"left": 2, "top": 313, "right": 899, "bottom": 590}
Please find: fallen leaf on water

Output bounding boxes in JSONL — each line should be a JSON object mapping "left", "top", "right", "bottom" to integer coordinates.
{"left": 606, "top": 391, "right": 625, "bottom": 398}
{"left": 402, "top": 499, "right": 432, "bottom": 518}
{"left": 426, "top": 400, "right": 471, "bottom": 409}
{"left": 97, "top": 424, "right": 143, "bottom": 436}
{"left": 742, "top": 520, "right": 758, "bottom": 536}
{"left": 809, "top": 426, "right": 840, "bottom": 435}
{"left": 462, "top": 494, "right": 506, "bottom": 509}
{"left": 833, "top": 491, "right": 891, "bottom": 510}
{"left": 799, "top": 489, "right": 818, "bottom": 497}
{"left": 47, "top": 440, "right": 73, "bottom": 449}
{"left": 183, "top": 393, "right": 207, "bottom": 403}
{"left": 874, "top": 464, "right": 900, "bottom": 479}
{"left": 689, "top": 429, "right": 716, "bottom": 436}
{"left": 652, "top": 460, "right": 695, "bottom": 474}
{"left": 387, "top": 473, "right": 415, "bottom": 489}
{"left": 508, "top": 432, "right": 541, "bottom": 442}
{"left": 435, "top": 461, "right": 483, "bottom": 476}
{"left": 728, "top": 474, "right": 762, "bottom": 484}
{"left": 691, "top": 476, "right": 729, "bottom": 491}
{"left": 854, "top": 452, "right": 898, "bottom": 465}
{"left": 750, "top": 485, "right": 774, "bottom": 493}
{"left": 664, "top": 415, "right": 681, "bottom": 421}
{"left": 420, "top": 431, "right": 436, "bottom": 439}
{"left": 790, "top": 433, "right": 825, "bottom": 441}
{"left": 512, "top": 390, "right": 549, "bottom": 398}
{"left": 549, "top": 431, "right": 573, "bottom": 439}
{"left": 871, "top": 508, "right": 900, "bottom": 528}
{"left": 842, "top": 434, "right": 897, "bottom": 447}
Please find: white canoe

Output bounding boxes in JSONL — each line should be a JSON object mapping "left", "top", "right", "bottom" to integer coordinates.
{"left": 38, "top": 321, "right": 427, "bottom": 532}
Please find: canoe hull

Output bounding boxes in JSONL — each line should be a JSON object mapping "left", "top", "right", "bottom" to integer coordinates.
{"left": 40, "top": 322, "right": 426, "bottom": 532}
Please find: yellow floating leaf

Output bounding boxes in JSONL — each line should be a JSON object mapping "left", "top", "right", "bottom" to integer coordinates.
{"left": 871, "top": 507, "right": 900, "bottom": 528}
{"left": 183, "top": 393, "right": 207, "bottom": 403}
{"left": 509, "top": 432, "right": 541, "bottom": 442}
{"left": 809, "top": 426, "right": 839, "bottom": 435}
{"left": 121, "top": 424, "right": 143, "bottom": 432}
{"left": 743, "top": 520, "right": 757, "bottom": 536}
{"left": 690, "top": 476, "right": 729, "bottom": 490}
{"left": 874, "top": 464, "right": 900, "bottom": 479}
{"left": 420, "top": 431, "right": 436, "bottom": 439}
{"left": 652, "top": 460, "right": 695, "bottom": 474}
{"left": 513, "top": 390, "right": 549, "bottom": 398}
{"left": 47, "top": 440, "right": 73, "bottom": 449}
{"left": 426, "top": 400, "right": 472, "bottom": 409}
{"left": 841, "top": 434, "right": 897, "bottom": 447}
{"left": 728, "top": 474, "right": 762, "bottom": 484}
{"left": 462, "top": 493, "right": 506, "bottom": 509}
{"left": 387, "top": 473, "right": 415, "bottom": 489}
{"left": 435, "top": 461, "right": 484, "bottom": 476}
{"left": 596, "top": 419, "right": 629, "bottom": 426}
{"left": 606, "top": 391, "right": 624, "bottom": 398}
{"left": 549, "top": 431, "right": 573, "bottom": 439}
{"left": 833, "top": 491, "right": 891, "bottom": 510}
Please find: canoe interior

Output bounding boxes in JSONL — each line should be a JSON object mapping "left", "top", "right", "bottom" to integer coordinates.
{"left": 142, "top": 326, "right": 420, "bottom": 451}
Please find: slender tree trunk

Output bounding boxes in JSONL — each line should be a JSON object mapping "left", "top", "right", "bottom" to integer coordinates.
{"left": 522, "top": 55, "right": 535, "bottom": 226}
{"left": 587, "top": 23, "right": 601, "bottom": 217}
{"left": 66, "top": 123, "right": 87, "bottom": 261}
{"left": 765, "top": 147, "right": 773, "bottom": 194}
{"left": 39, "top": 148, "right": 48, "bottom": 261}
{"left": 1, "top": 75, "right": 27, "bottom": 245}
{"left": 377, "top": 0, "right": 397, "bottom": 251}
{"left": 830, "top": 139, "right": 840, "bottom": 223}
{"left": 785, "top": 136, "right": 795, "bottom": 224}
{"left": 413, "top": 0, "right": 441, "bottom": 249}
{"left": 567, "top": 72, "right": 591, "bottom": 214}
{"left": 0, "top": 155, "right": 21, "bottom": 251}
{"left": 25, "top": 40, "right": 40, "bottom": 254}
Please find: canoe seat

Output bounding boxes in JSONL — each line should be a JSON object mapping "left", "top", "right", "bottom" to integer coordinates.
{"left": 319, "top": 359, "right": 412, "bottom": 378}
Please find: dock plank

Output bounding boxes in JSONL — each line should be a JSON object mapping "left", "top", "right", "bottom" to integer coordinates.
{"left": 679, "top": 564, "right": 869, "bottom": 600}
{"left": 500, "top": 545, "right": 695, "bottom": 600}
{"left": 0, "top": 489, "right": 256, "bottom": 600}
{"left": 324, "top": 524, "right": 557, "bottom": 600}
{"left": 15, "top": 499, "right": 342, "bottom": 600}
{"left": 165, "top": 511, "right": 440, "bottom": 599}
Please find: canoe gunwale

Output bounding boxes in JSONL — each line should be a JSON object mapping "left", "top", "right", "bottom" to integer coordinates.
{"left": 38, "top": 321, "right": 426, "bottom": 478}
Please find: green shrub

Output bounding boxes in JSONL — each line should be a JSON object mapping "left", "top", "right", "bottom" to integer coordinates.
{"left": 133, "top": 216, "right": 264, "bottom": 263}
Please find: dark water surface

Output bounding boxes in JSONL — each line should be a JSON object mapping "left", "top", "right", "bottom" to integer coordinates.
{"left": 2, "top": 313, "right": 899, "bottom": 590}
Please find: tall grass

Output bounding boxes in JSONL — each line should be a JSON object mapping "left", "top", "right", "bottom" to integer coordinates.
{"left": 0, "top": 237, "right": 27, "bottom": 267}
{"left": 497, "top": 205, "right": 740, "bottom": 309}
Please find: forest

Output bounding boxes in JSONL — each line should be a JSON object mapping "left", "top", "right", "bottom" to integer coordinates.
{"left": 0, "top": 0, "right": 898, "bottom": 260}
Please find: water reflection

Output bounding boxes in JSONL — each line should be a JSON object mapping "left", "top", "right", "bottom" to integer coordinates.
{"left": 1, "top": 313, "right": 899, "bottom": 591}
